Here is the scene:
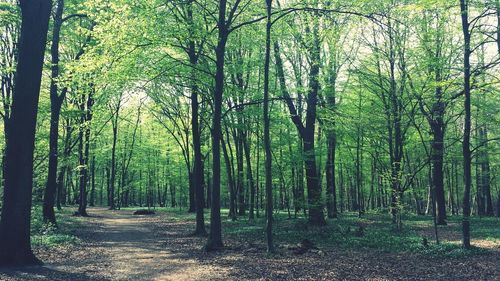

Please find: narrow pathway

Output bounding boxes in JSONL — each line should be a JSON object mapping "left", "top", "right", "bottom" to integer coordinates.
{"left": 0, "top": 208, "right": 224, "bottom": 281}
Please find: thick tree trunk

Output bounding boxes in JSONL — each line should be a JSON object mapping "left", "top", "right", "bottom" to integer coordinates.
{"left": 303, "top": 139, "right": 324, "bottom": 225}
{"left": 0, "top": 0, "right": 52, "bottom": 266}
{"left": 188, "top": 172, "right": 195, "bottom": 212}
{"left": 303, "top": 17, "right": 325, "bottom": 225}
{"left": 274, "top": 40, "right": 324, "bottom": 225}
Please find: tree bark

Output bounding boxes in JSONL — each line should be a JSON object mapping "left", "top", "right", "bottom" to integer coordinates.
{"left": 77, "top": 92, "right": 93, "bottom": 216}
{"left": 274, "top": 39, "right": 325, "bottom": 225}
{"left": 460, "top": 0, "right": 472, "bottom": 249}
{"left": 479, "top": 126, "right": 493, "bottom": 216}
{"left": 263, "top": 0, "right": 274, "bottom": 252}
{"left": 184, "top": 1, "right": 206, "bottom": 235}
{"left": 431, "top": 121, "right": 447, "bottom": 224}
{"left": 243, "top": 131, "right": 256, "bottom": 220}
{"left": 43, "top": 0, "right": 66, "bottom": 224}
{"left": 206, "top": 0, "right": 229, "bottom": 250}
{"left": 0, "top": 0, "right": 52, "bottom": 266}
{"left": 221, "top": 132, "right": 237, "bottom": 221}
{"left": 109, "top": 101, "right": 120, "bottom": 210}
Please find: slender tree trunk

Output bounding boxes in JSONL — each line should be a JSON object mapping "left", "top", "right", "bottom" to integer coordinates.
{"left": 185, "top": 0, "right": 206, "bottom": 234}
{"left": 56, "top": 164, "right": 65, "bottom": 210}
{"left": 243, "top": 132, "right": 256, "bottom": 220}
{"left": 326, "top": 135, "right": 337, "bottom": 218}
{"left": 460, "top": 0, "right": 472, "bottom": 249}
{"left": 297, "top": 141, "right": 305, "bottom": 216}
{"left": 222, "top": 133, "right": 237, "bottom": 221}
{"left": 264, "top": 0, "right": 274, "bottom": 252}
{"left": 77, "top": 93, "right": 93, "bottom": 216}
{"left": 109, "top": 115, "right": 119, "bottom": 209}
{"left": 77, "top": 119, "right": 87, "bottom": 216}
{"left": 480, "top": 126, "right": 493, "bottom": 216}
{"left": 236, "top": 133, "right": 245, "bottom": 215}
{"left": 206, "top": 1, "right": 229, "bottom": 250}
{"left": 89, "top": 155, "right": 96, "bottom": 207}
{"left": 44, "top": 102, "right": 62, "bottom": 222}
{"left": 431, "top": 122, "right": 447, "bottom": 224}
{"left": 190, "top": 62, "right": 206, "bottom": 235}
{"left": 43, "top": 0, "right": 66, "bottom": 224}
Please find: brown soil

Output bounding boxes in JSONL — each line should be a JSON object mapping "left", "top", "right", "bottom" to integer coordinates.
{"left": 0, "top": 208, "right": 498, "bottom": 281}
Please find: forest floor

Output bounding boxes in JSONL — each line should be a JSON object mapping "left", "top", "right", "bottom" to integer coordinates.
{"left": 0, "top": 207, "right": 499, "bottom": 281}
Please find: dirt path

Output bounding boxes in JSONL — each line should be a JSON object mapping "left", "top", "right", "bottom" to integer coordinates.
{"left": 0, "top": 208, "right": 225, "bottom": 281}
{"left": 1, "top": 208, "right": 499, "bottom": 281}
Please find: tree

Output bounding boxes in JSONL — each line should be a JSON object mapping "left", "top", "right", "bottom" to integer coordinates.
{"left": 108, "top": 92, "right": 123, "bottom": 210}
{"left": 0, "top": 0, "right": 52, "bottom": 266}
{"left": 263, "top": 0, "right": 274, "bottom": 252}
{"left": 205, "top": 0, "right": 231, "bottom": 251}
{"left": 206, "top": 0, "right": 257, "bottom": 251}
{"left": 459, "top": 0, "right": 473, "bottom": 249}
{"left": 43, "top": 0, "right": 89, "bottom": 223}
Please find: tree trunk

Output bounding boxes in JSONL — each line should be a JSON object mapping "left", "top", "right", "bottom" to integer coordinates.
{"left": 185, "top": 1, "right": 206, "bottom": 234}
{"left": 221, "top": 133, "right": 237, "bottom": 220}
{"left": 243, "top": 132, "right": 256, "bottom": 220}
{"left": 460, "top": 0, "right": 472, "bottom": 249}
{"left": 263, "top": 0, "right": 274, "bottom": 251}
{"left": 109, "top": 115, "right": 119, "bottom": 209}
{"left": 480, "top": 126, "right": 493, "bottom": 216}
{"left": 431, "top": 122, "right": 447, "bottom": 224}
{"left": 302, "top": 17, "right": 324, "bottom": 225}
{"left": 0, "top": 0, "right": 52, "bottom": 266}
{"left": 89, "top": 155, "right": 96, "bottom": 207}
{"left": 206, "top": 1, "right": 228, "bottom": 250}
{"left": 43, "top": 0, "right": 66, "bottom": 224}
{"left": 236, "top": 132, "right": 245, "bottom": 215}
{"left": 274, "top": 39, "right": 325, "bottom": 225}
{"left": 77, "top": 117, "right": 87, "bottom": 216}
{"left": 190, "top": 64, "right": 206, "bottom": 235}
{"left": 77, "top": 92, "right": 93, "bottom": 216}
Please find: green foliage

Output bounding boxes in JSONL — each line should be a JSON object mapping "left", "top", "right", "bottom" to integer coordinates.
{"left": 147, "top": 208, "right": 499, "bottom": 259}
{"left": 0, "top": 2, "right": 18, "bottom": 27}
{"left": 0, "top": 0, "right": 498, "bottom": 263}
{"left": 410, "top": 242, "right": 487, "bottom": 258}
{"left": 31, "top": 207, "right": 81, "bottom": 247}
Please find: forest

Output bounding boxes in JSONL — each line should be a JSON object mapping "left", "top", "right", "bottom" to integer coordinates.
{"left": 0, "top": 0, "right": 499, "bottom": 280}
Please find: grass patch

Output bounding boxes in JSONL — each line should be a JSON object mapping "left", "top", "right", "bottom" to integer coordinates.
{"left": 152, "top": 207, "right": 499, "bottom": 258}
{"left": 409, "top": 242, "right": 487, "bottom": 258}
{"left": 40, "top": 205, "right": 498, "bottom": 259}
{"left": 31, "top": 205, "right": 81, "bottom": 247}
